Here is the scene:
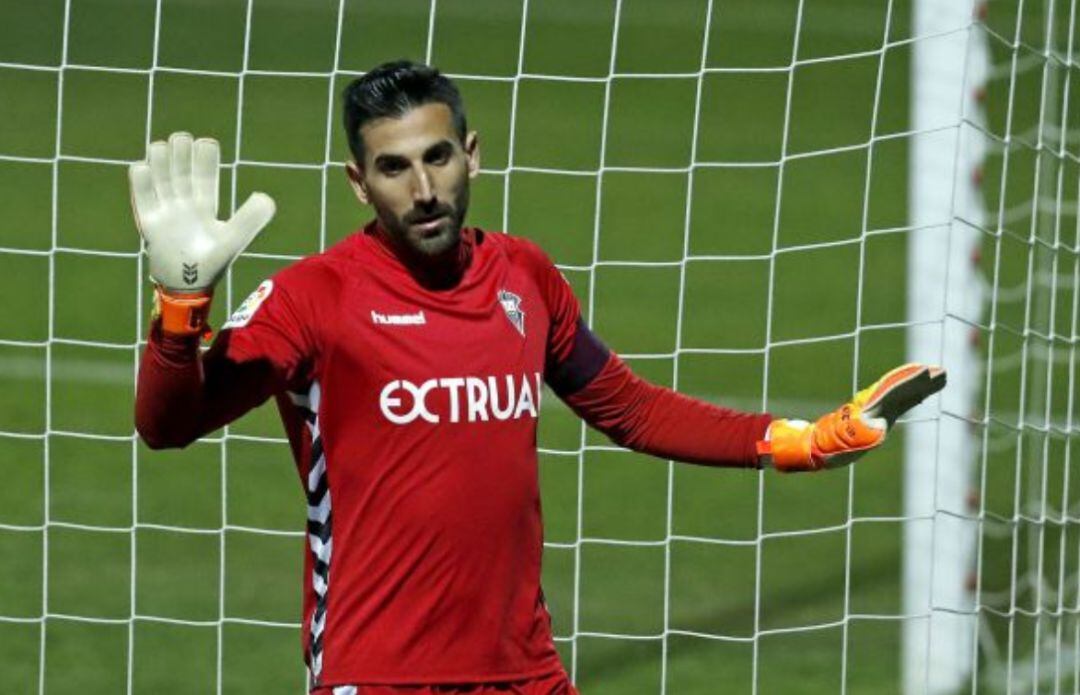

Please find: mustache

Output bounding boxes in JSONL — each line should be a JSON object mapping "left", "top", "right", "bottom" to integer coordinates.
{"left": 404, "top": 205, "right": 454, "bottom": 225}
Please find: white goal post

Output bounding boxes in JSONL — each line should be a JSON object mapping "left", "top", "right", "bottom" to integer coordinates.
{"left": 905, "top": 0, "right": 983, "bottom": 692}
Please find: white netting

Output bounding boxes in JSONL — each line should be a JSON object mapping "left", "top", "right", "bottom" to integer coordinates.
{"left": 965, "top": 0, "right": 1080, "bottom": 692}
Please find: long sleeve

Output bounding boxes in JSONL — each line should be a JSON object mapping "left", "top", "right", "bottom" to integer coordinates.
{"left": 135, "top": 262, "right": 329, "bottom": 449}
{"left": 527, "top": 238, "right": 772, "bottom": 468}
{"left": 562, "top": 352, "right": 772, "bottom": 468}
{"left": 135, "top": 328, "right": 284, "bottom": 449}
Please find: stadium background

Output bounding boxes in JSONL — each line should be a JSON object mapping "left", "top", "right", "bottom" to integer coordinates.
{"left": 0, "top": 0, "right": 1065, "bottom": 692}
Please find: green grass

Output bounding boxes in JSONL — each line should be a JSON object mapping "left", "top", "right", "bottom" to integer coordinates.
{"left": 0, "top": 0, "right": 1071, "bottom": 693}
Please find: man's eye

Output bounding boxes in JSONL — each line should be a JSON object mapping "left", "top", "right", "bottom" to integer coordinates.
{"left": 427, "top": 149, "right": 451, "bottom": 166}
{"left": 380, "top": 162, "right": 406, "bottom": 176}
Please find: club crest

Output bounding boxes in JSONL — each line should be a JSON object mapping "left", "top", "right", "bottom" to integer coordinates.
{"left": 498, "top": 289, "right": 525, "bottom": 336}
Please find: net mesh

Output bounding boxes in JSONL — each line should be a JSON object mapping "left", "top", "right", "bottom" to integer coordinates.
{"left": 971, "top": 0, "right": 1080, "bottom": 692}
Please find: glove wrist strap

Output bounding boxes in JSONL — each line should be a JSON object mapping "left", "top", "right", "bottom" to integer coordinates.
{"left": 757, "top": 419, "right": 821, "bottom": 472}
{"left": 154, "top": 287, "right": 213, "bottom": 338}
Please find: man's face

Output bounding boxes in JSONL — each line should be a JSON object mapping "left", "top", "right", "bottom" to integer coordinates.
{"left": 347, "top": 102, "right": 479, "bottom": 259}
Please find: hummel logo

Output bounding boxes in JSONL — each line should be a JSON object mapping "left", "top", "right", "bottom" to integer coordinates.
{"left": 371, "top": 310, "right": 426, "bottom": 326}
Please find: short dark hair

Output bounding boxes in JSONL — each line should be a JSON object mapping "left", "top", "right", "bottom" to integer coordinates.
{"left": 342, "top": 60, "right": 467, "bottom": 164}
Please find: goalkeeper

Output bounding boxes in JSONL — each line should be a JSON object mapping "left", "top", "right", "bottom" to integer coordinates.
{"left": 133, "top": 60, "right": 945, "bottom": 694}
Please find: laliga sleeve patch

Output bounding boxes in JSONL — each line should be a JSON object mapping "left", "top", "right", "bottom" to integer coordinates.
{"left": 223, "top": 279, "right": 273, "bottom": 329}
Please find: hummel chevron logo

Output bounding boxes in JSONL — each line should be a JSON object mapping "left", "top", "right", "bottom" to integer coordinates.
{"left": 371, "top": 310, "right": 426, "bottom": 326}
{"left": 182, "top": 262, "right": 198, "bottom": 285}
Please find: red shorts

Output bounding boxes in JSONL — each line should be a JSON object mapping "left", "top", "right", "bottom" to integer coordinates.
{"left": 313, "top": 671, "right": 579, "bottom": 695}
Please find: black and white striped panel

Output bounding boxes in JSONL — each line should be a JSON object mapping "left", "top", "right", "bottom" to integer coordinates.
{"left": 290, "top": 382, "right": 333, "bottom": 684}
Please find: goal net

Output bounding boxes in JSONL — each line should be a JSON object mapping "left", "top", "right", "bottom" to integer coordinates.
{"left": 953, "top": 0, "right": 1080, "bottom": 693}
{"left": 0, "top": 0, "right": 1072, "bottom": 693}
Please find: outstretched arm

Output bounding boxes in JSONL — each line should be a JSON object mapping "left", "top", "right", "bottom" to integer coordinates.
{"left": 553, "top": 328, "right": 945, "bottom": 472}
{"left": 558, "top": 344, "right": 772, "bottom": 468}
{"left": 532, "top": 238, "right": 947, "bottom": 472}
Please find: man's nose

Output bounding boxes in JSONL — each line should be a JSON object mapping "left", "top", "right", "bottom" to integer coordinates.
{"left": 412, "top": 166, "right": 435, "bottom": 204}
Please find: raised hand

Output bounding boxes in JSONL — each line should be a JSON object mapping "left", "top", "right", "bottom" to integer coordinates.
{"left": 129, "top": 132, "right": 275, "bottom": 293}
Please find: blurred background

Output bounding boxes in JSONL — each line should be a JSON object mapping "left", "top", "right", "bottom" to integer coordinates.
{"left": 0, "top": 0, "right": 1074, "bottom": 692}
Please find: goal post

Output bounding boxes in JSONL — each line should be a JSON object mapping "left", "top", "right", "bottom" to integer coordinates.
{"left": 905, "top": 0, "right": 983, "bottom": 692}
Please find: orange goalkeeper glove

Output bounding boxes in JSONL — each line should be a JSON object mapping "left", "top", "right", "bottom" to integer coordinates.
{"left": 756, "top": 364, "right": 946, "bottom": 472}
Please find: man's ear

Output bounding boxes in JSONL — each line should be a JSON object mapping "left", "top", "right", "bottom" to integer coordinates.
{"left": 464, "top": 131, "right": 480, "bottom": 179}
{"left": 346, "top": 160, "right": 370, "bottom": 205}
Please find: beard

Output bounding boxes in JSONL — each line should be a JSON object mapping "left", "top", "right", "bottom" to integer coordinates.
{"left": 379, "top": 182, "right": 470, "bottom": 260}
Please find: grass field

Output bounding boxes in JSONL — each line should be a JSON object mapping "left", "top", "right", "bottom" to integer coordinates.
{"left": 0, "top": 0, "right": 1072, "bottom": 693}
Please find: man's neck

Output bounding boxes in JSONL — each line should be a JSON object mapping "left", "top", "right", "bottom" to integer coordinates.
{"left": 373, "top": 223, "right": 475, "bottom": 290}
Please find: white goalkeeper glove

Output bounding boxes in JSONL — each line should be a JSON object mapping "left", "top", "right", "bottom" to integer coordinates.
{"left": 756, "top": 363, "right": 947, "bottom": 472}
{"left": 129, "top": 132, "right": 275, "bottom": 336}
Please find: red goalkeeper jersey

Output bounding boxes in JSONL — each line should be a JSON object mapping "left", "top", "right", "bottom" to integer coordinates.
{"left": 136, "top": 223, "right": 771, "bottom": 689}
